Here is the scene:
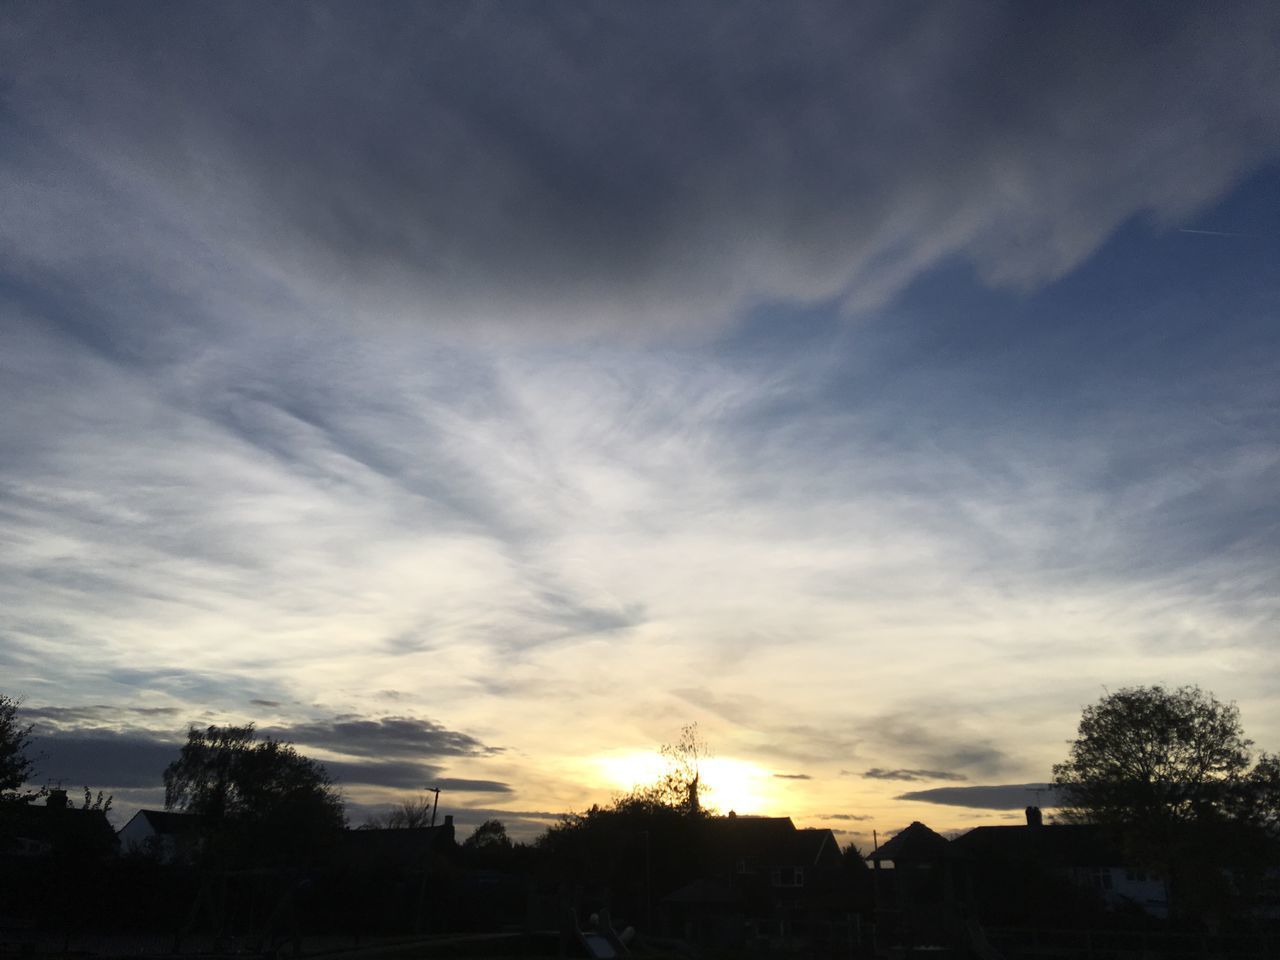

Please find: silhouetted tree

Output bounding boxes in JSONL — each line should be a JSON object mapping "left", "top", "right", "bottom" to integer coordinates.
{"left": 1238, "top": 752, "right": 1280, "bottom": 837}
{"left": 0, "top": 694, "right": 40, "bottom": 804}
{"left": 164, "top": 724, "right": 344, "bottom": 865}
{"left": 1053, "top": 685, "right": 1280, "bottom": 924}
{"left": 1052, "top": 685, "right": 1252, "bottom": 827}
{"left": 81, "top": 786, "right": 112, "bottom": 812}
{"left": 463, "top": 818, "right": 512, "bottom": 852}
{"left": 363, "top": 795, "right": 436, "bottom": 829}
{"left": 621, "top": 722, "right": 713, "bottom": 815}
{"left": 460, "top": 818, "right": 521, "bottom": 872}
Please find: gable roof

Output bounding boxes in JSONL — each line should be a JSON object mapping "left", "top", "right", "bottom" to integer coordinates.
{"left": 796, "top": 827, "right": 840, "bottom": 866}
{"left": 951, "top": 823, "right": 1117, "bottom": 867}
{"left": 337, "top": 823, "right": 456, "bottom": 868}
{"left": 695, "top": 816, "right": 841, "bottom": 870}
{"left": 133, "top": 809, "right": 207, "bottom": 835}
{"left": 867, "top": 821, "right": 954, "bottom": 862}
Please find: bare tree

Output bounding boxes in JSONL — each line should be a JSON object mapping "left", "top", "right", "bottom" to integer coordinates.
{"left": 618, "top": 722, "right": 713, "bottom": 815}
{"left": 363, "top": 796, "right": 437, "bottom": 829}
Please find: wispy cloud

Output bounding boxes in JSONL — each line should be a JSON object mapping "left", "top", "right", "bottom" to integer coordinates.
{"left": 2, "top": 2, "right": 1278, "bottom": 834}
{"left": 863, "top": 769, "right": 969, "bottom": 783}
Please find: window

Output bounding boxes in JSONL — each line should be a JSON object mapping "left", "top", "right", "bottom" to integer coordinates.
{"left": 771, "top": 866, "right": 805, "bottom": 887}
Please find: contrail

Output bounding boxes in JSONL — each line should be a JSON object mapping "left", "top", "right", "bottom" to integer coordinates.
{"left": 1178, "top": 228, "right": 1257, "bottom": 239}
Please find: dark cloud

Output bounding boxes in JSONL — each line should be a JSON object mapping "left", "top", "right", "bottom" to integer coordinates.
{"left": 3, "top": 3, "right": 1277, "bottom": 341}
{"left": 863, "top": 768, "right": 969, "bottom": 783}
{"left": 27, "top": 721, "right": 506, "bottom": 798}
{"left": 323, "top": 759, "right": 441, "bottom": 791}
{"left": 325, "top": 761, "right": 510, "bottom": 794}
{"left": 896, "top": 784, "right": 1061, "bottom": 810}
{"left": 773, "top": 773, "right": 812, "bottom": 781}
{"left": 249, "top": 699, "right": 281, "bottom": 708}
{"left": 263, "top": 716, "right": 501, "bottom": 761}
{"left": 434, "top": 778, "right": 514, "bottom": 794}
{"left": 821, "top": 814, "right": 873, "bottom": 822}
{"left": 34, "top": 730, "right": 180, "bottom": 789}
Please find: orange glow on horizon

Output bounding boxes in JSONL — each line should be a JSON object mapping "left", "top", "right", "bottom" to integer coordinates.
{"left": 593, "top": 751, "right": 780, "bottom": 815}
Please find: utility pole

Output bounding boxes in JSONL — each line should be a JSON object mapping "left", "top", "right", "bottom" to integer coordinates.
{"left": 427, "top": 787, "right": 441, "bottom": 827}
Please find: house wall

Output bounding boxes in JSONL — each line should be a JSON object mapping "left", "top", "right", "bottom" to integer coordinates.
{"left": 117, "top": 813, "right": 157, "bottom": 855}
{"left": 117, "top": 814, "right": 179, "bottom": 862}
{"left": 1070, "top": 865, "right": 1169, "bottom": 919}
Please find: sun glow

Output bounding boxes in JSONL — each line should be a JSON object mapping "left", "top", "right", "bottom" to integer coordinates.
{"left": 594, "top": 751, "right": 776, "bottom": 815}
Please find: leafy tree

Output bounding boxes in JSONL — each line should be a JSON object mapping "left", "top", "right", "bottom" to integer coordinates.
{"left": 1051, "top": 685, "right": 1280, "bottom": 923}
{"left": 81, "top": 787, "right": 113, "bottom": 813}
{"left": 1234, "top": 752, "right": 1280, "bottom": 838}
{"left": 0, "top": 694, "right": 40, "bottom": 804}
{"left": 1052, "top": 685, "right": 1252, "bottom": 827}
{"left": 163, "top": 724, "right": 344, "bottom": 863}
{"left": 463, "top": 818, "right": 512, "bottom": 852}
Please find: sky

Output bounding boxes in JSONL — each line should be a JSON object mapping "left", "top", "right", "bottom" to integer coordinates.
{"left": 2, "top": 2, "right": 1279, "bottom": 846}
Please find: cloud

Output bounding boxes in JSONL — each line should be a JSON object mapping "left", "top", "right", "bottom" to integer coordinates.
{"left": 263, "top": 716, "right": 502, "bottom": 761}
{"left": 21, "top": 708, "right": 507, "bottom": 796}
{"left": 24, "top": 704, "right": 182, "bottom": 727}
{"left": 2, "top": 2, "right": 1279, "bottom": 841}
{"left": 863, "top": 769, "right": 969, "bottom": 783}
{"left": 322, "top": 759, "right": 441, "bottom": 791}
{"left": 821, "top": 814, "right": 873, "bottom": 822}
{"left": 3, "top": 4, "right": 1278, "bottom": 343}
{"left": 323, "top": 760, "right": 512, "bottom": 794}
{"left": 434, "top": 778, "right": 514, "bottom": 794}
{"left": 33, "top": 730, "right": 181, "bottom": 789}
{"left": 773, "top": 773, "right": 812, "bottom": 781}
{"left": 896, "top": 784, "right": 1061, "bottom": 810}
{"left": 856, "top": 712, "right": 1013, "bottom": 781}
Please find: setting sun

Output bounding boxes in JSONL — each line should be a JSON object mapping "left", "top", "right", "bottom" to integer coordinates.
{"left": 594, "top": 752, "right": 777, "bottom": 815}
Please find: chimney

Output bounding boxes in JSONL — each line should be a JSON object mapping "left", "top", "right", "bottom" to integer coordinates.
{"left": 443, "top": 814, "right": 453, "bottom": 828}
{"left": 47, "top": 788, "right": 69, "bottom": 810}
{"left": 1025, "top": 806, "right": 1043, "bottom": 828}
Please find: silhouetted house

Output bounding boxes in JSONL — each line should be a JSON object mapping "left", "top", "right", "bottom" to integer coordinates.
{"left": 868, "top": 810, "right": 1172, "bottom": 936}
{"left": 336, "top": 815, "right": 457, "bottom": 871}
{"left": 117, "top": 809, "right": 207, "bottom": 863}
{"left": 0, "top": 790, "right": 118, "bottom": 861}
{"left": 662, "top": 815, "right": 850, "bottom": 951}
{"left": 318, "top": 816, "right": 459, "bottom": 935}
{"left": 867, "top": 821, "right": 962, "bottom": 950}
{"left": 951, "top": 808, "right": 1169, "bottom": 920}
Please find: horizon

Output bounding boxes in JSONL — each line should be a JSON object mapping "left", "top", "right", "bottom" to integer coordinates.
{"left": 3, "top": 3, "right": 1278, "bottom": 854}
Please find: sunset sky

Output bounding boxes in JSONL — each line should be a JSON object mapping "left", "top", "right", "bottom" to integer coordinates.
{"left": 2, "top": 3, "right": 1279, "bottom": 846}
